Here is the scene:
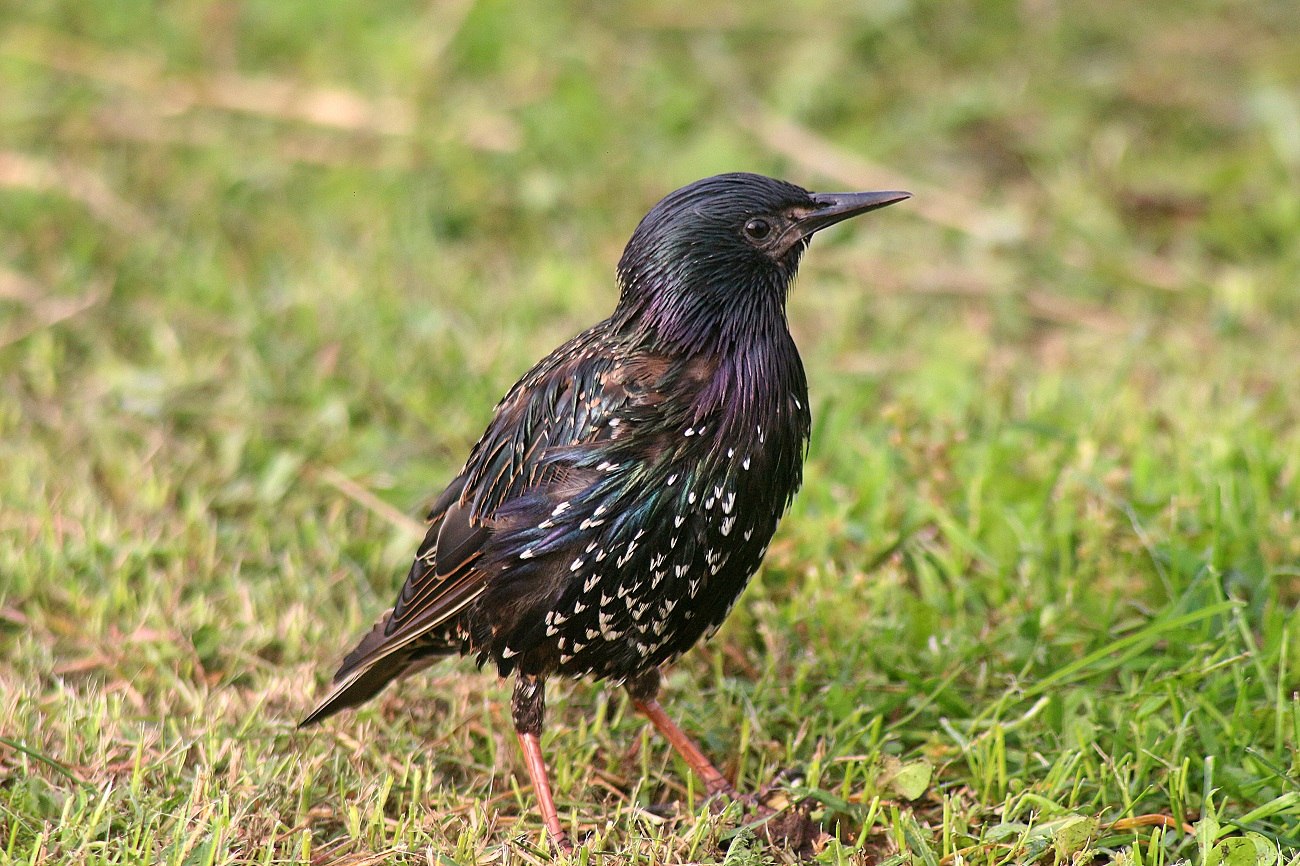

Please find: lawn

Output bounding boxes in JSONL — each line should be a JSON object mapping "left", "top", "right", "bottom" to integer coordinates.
{"left": 2, "top": 1, "right": 1299, "bottom": 864}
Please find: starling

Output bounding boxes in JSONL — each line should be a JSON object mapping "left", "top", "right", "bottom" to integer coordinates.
{"left": 301, "top": 173, "right": 909, "bottom": 851}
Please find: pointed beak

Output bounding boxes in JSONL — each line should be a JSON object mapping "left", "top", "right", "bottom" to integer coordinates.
{"left": 798, "top": 190, "right": 912, "bottom": 237}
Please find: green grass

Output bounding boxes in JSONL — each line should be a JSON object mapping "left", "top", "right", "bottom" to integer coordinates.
{"left": 2, "top": 1, "right": 1300, "bottom": 863}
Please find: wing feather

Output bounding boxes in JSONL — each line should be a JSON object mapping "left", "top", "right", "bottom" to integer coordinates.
{"left": 302, "top": 323, "right": 665, "bottom": 724}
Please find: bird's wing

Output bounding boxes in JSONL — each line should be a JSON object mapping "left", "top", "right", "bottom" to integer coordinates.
{"left": 303, "top": 324, "right": 675, "bottom": 722}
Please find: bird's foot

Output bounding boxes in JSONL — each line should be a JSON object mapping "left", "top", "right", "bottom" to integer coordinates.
{"left": 749, "top": 803, "right": 823, "bottom": 855}
{"left": 711, "top": 772, "right": 825, "bottom": 855}
{"left": 548, "top": 829, "right": 576, "bottom": 855}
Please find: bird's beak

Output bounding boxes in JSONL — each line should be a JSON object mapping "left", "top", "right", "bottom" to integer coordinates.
{"left": 801, "top": 190, "right": 912, "bottom": 236}
{"left": 780, "top": 190, "right": 911, "bottom": 253}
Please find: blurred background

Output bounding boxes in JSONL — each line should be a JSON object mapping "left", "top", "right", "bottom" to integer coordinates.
{"left": 2, "top": 1, "right": 1298, "bottom": 862}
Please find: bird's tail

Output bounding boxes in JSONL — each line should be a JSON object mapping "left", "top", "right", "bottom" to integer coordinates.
{"left": 298, "top": 612, "right": 452, "bottom": 727}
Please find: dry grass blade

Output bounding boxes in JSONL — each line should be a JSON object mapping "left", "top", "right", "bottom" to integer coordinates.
{"left": 0, "top": 267, "right": 45, "bottom": 302}
{"left": 82, "top": 106, "right": 410, "bottom": 169}
{"left": 744, "top": 110, "right": 1024, "bottom": 244}
{"left": 1, "top": 25, "right": 413, "bottom": 136}
{"left": 0, "top": 274, "right": 109, "bottom": 350}
{"left": 317, "top": 466, "right": 427, "bottom": 540}
{"left": 0, "top": 150, "right": 152, "bottom": 233}
{"left": 420, "top": 0, "right": 481, "bottom": 72}
{"left": 314, "top": 852, "right": 407, "bottom": 866}
{"left": 1106, "top": 814, "right": 1197, "bottom": 835}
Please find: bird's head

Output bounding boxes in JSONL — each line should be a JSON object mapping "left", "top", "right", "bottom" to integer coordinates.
{"left": 614, "top": 173, "right": 908, "bottom": 352}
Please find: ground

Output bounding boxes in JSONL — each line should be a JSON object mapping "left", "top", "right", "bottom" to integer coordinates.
{"left": 1, "top": 1, "right": 1299, "bottom": 864}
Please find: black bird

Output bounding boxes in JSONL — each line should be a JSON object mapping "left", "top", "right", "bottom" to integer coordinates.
{"left": 301, "top": 173, "right": 908, "bottom": 851}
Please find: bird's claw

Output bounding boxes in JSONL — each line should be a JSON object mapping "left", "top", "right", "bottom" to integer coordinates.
{"left": 706, "top": 773, "right": 824, "bottom": 854}
{"left": 751, "top": 803, "right": 824, "bottom": 854}
{"left": 550, "top": 832, "right": 576, "bottom": 855}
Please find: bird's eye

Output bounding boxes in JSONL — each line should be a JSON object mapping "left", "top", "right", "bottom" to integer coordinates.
{"left": 743, "top": 218, "right": 772, "bottom": 241}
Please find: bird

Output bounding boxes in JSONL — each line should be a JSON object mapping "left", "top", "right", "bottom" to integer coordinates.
{"left": 300, "top": 172, "right": 909, "bottom": 851}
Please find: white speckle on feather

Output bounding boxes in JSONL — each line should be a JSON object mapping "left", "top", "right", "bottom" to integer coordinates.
{"left": 721, "top": 516, "right": 735, "bottom": 536}
{"left": 742, "top": 456, "right": 751, "bottom": 470}
{"left": 616, "top": 539, "right": 638, "bottom": 568}
{"left": 570, "top": 557, "right": 584, "bottom": 572}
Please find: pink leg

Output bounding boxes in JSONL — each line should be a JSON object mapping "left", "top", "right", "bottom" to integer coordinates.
{"left": 515, "top": 730, "right": 573, "bottom": 852}
{"left": 512, "top": 677, "right": 573, "bottom": 853}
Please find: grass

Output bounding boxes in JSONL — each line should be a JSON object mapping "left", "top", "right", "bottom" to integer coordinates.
{"left": 2, "top": 0, "right": 1299, "bottom": 863}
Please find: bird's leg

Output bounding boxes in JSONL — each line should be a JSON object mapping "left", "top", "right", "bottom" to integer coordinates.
{"left": 625, "top": 668, "right": 738, "bottom": 800}
{"left": 626, "top": 670, "right": 823, "bottom": 851}
{"left": 512, "top": 676, "right": 573, "bottom": 853}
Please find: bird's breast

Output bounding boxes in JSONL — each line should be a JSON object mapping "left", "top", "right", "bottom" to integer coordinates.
{"left": 524, "top": 387, "right": 810, "bottom": 680}
{"left": 478, "top": 336, "right": 812, "bottom": 682}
